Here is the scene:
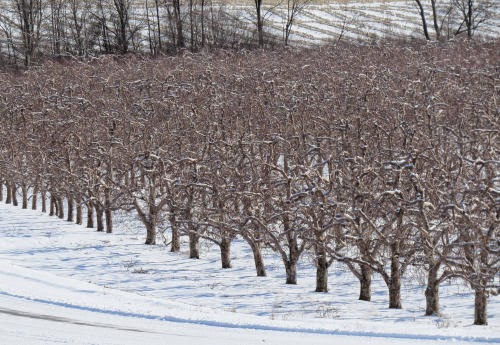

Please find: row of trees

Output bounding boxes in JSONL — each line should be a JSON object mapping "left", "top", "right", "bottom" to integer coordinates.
{"left": 0, "top": 0, "right": 497, "bottom": 66}
{"left": 0, "top": 41, "right": 498, "bottom": 325}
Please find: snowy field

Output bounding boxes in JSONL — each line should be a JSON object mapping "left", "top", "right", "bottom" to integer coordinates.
{"left": 202, "top": 0, "right": 500, "bottom": 44}
{"left": 0, "top": 201, "right": 498, "bottom": 344}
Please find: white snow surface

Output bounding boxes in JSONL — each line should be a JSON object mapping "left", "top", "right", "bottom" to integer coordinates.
{"left": 0, "top": 202, "right": 498, "bottom": 344}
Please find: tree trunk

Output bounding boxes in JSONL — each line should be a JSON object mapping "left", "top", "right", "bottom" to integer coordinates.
{"left": 95, "top": 203, "right": 104, "bottom": 232}
{"left": 105, "top": 207, "right": 113, "bottom": 233}
{"left": 425, "top": 263, "right": 440, "bottom": 316}
{"left": 220, "top": 237, "right": 232, "bottom": 269}
{"left": 67, "top": 196, "right": 74, "bottom": 222}
{"left": 145, "top": 222, "right": 157, "bottom": 245}
{"left": 430, "top": 0, "right": 441, "bottom": 40}
{"left": 414, "top": 0, "right": 430, "bottom": 40}
{"left": 76, "top": 202, "right": 82, "bottom": 225}
{"left": 474, "top": 287, "right": 488, "bottom": 325}
{"left": 86, "top": 203, "right": 94, "bottom": 228}
{"left": 467, "top": 0, "right": 473, "bottom": 38}
{"left": 359, "top": 264, "right": 372, "bottom": 301}
{"left": 256, "top": 0, "right": 264, "bottom": 47}
{"left": 5, "top": 181, "right": 12, "bottom": 204}
{"left": 146, "top": 0, "right": 154, "bottom": 54}
{"left": 21, "top": 182, "right": 28, "bottom": 209}
{"left": 32, "top": 184, "right": 38, "bottom": 210}
{"left": 389, "top": 278, "right": 402, "bottom": 309}
{"left": 200, "top": 0, "right": 206, "bottom": 47}
{"left": 315, "top": 252, "right": 329, "bottom": 292}
{"left": 115, "top": 0, "right": 129, "bottom": 54}
{"left": 0, "top": 179, "right": 3, "bottom": 201}
{"left": 189, "top": 228, "right": 200, "bottom": 259}
{"left": 57, "top": 197, "right": 64, "bottom": 219}
{"left": 41, "top": 188, "right": 47, "bottom": 213}
{"left": 49, "top": 194, "right": 56, "bottom": 216}
{"left": 389, "top": 243, "right": 402, "bottom": 309}
{"left": 169, "top": 211, "right": 180, "bottom": 252}
{"left": 173, "top": 0, "right": 184, "bottom": 47}
{"left": 249, "top": 240, "right": 266, "bottom": 277}
{"left": 155, "top": 0, "right": 162, "bottom": 51}
{"left": 188, "top": 0, "right": 194, "bottom": 51}
{"left": 12, "top": 184, "right": 18, "bottom": 206}
{"left": 104, "top": 189, "right": 113, "bottom": 233}
{"left": 285, "top": 261, "right": 297, "bottom": 285}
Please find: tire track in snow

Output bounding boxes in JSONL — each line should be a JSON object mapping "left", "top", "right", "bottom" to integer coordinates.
{"left": 1, "top": 290, "right": 498, "bottom": 344}
{"left": 0, "top": 306, "right": 154, "bottom": 334}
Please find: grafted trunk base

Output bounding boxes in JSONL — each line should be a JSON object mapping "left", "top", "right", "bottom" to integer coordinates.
{"left": 249, "top": 241, "right": 266, "bottom": 277}
{"left": 189, "top": 231, "right": 200, "bottom": 259}
{"left": 474, "top": 288, "right": 488, "bottom": 325}
{"left": 285, "top": 262, "right": 297, "bottom": 285}
{"left": 220, "top": 238, "right": 232, "bottom": 269}
{"left": 145, "top": 224, "right": 156, "bottom": 245}
{"left": 170, "top": 213, "right": 180, "bottom": 253}
{"left": 105, "top": 208, "right": 113, "bottom": 233}
{"left": 95, "top": 204, "right": 104, "bottom": 232}
{"left": 315, "top": 257, "right": 329, "bottom": 292}
{"left": 76, "top": 204, "right": 82, "bottom": 225}
{"left": 359, "top": 265, "right": 372, "bottom": 301}
{"left": 86, "top": 204, "right": 94, "bottom": 228}
{"left": 67, "top": 197, "right": 74, "bottom": 222}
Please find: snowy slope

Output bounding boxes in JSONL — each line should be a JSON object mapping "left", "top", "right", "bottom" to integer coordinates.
{"left": 4, "top": 261, "right": 494, "bottom": 345}
{"left": 0, "top": 202, "right": 498, "bottom": 344}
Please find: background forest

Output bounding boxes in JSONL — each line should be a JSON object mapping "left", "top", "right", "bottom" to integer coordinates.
{"left": 0, "top": 0, "right": 498, "bottom": 66}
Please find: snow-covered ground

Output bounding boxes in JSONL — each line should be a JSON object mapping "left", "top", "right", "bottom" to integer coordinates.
{"left": 0, "top": 202, "right": 498, "bottom": 344}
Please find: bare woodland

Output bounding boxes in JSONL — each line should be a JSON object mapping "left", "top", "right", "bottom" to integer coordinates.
{"left": 0, "top": 40, "right": 498, "bottom": 325}
{"left": 0, "top": 0, "right": 497, "bottom": 66}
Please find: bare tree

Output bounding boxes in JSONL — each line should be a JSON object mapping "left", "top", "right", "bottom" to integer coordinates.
{"left": 169, "top": 0, "right": 185, "bottom": 48}
{"left": 414, "top": 0, "right": 432, "bottom": 40}
{"left": 255, "top": 0, "right": 264, "bottom": 47}
{"left": 13, "top": 0, "right": 43, "bottom": 66}
{"left": 48, "top": 0, "right": 66, "bottom": 56}
{"left": 264, "top": 143, "right": 309, "bottom": 285}
{"left": 112, "top": 0, "right": 132, "bottom": 53}
{"left": 283, "top": 0, "right": 310, "bottom": 45}
{"left": 67, "top": 0, "right": 92, "bottom": 56}
{"left": 414, "top": 0, "right": 459, "bottom": 40}
{"left": 454, "top": 0, "right": 492, "bottom": 38}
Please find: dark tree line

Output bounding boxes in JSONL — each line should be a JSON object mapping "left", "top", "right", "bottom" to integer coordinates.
{"left": 0, "top": 41, "right": 498, "bottom": 325}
